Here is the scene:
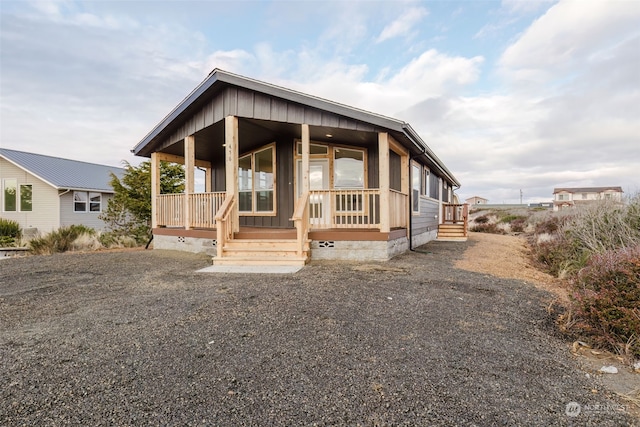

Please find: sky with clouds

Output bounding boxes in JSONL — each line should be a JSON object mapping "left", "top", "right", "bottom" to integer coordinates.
{"left": 1, "top": 0, "right": 638, "bottom": 203}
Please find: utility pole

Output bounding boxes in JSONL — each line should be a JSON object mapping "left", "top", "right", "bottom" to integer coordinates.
{"left": 520, "top": 189, "right": 523, "bottom": 205}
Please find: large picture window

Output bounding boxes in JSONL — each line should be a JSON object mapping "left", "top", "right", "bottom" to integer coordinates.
{"left": 334, "top": 148, "right": 364, "bottom": 189}
{"left": 3, "top": 179, "right": 17, "bottom": 212}
{"left": 238, "top": 144, "right": 275, "bottom": 214}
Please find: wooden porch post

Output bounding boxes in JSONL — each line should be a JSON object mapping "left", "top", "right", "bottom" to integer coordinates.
{"left": 204, "top": 167, "right": 212, "bottom": 193}
{"left": 301, "top": 124, "right": 310, "bottom": 194}
{"left": 184, "top": 135, "right": 195, "bottom": 230}
{"left": 378, "top": 132, "right": 390, "bottom": 233}
{"left": 225, "top": 116, "right": 239, "bottom": 233}
{"left": 150, "top": 152, "right": 160, "bottom": 229}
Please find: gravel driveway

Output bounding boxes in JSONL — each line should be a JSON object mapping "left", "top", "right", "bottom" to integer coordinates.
{"left": 0, "top": 240, "right": 635, "bottom": 426}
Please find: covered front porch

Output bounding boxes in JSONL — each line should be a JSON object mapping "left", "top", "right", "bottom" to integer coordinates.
{"left": 150, "top": 117, "right": 414, "bottom": 265}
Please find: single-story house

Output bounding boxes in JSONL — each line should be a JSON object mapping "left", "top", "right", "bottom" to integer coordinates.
{"left": 465, "top": 196, "right": 488, "bottom": 205}
{"left": 0, "top": 148, "right": 125, "bottom": 235}
{"left": 132, "top": 69, "right": 466, "bottom": 265}
{"left": 552, "top": 186, "right": 623, "bottom": 211}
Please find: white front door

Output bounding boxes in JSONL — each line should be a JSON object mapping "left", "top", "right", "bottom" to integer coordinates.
{"left": 298, "top": 159, "right": 329, "bottom": 225}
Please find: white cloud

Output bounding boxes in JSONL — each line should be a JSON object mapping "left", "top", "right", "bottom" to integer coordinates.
{"left": 499, "top": 0, "right": 640, "bottom": 82}
{"left": 376, "top": 7, "right": 428, "bottom": 43}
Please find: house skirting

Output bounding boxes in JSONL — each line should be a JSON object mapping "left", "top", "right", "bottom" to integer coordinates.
{"left": 152, "top": 228, "right": 217, "bottom": 256}
{"left": 150, "top": 227, "right": 436, "bottom": 261}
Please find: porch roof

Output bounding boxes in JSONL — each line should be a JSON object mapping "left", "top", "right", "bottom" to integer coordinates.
{"left": 132, "top": 69, "right": 460, "bottom": 187}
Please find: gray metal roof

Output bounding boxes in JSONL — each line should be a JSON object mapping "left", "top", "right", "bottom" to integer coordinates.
{"left": 132, "top": 69, "right": 460, "bottom": 187}
{"left": 553, "top": 186, "right": 623, "bottom": 194}
{"left": 0, "top": 148, "right": 125, "bottom": 192}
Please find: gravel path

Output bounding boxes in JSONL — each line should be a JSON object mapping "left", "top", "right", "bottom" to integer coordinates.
{"left": 0, "top": 240, "right": 635, "bottom": 426}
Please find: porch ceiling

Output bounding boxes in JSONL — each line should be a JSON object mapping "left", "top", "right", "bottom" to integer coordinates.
{"left": 158, "top": 118, "right": 378, "bottom": 161}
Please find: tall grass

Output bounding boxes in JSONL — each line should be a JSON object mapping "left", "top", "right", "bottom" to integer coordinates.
{"left": 29, "top": 225, "right": 97, "bottom": 255}
{"left": 0, "top": 218, "right": 21, "bottom": 247}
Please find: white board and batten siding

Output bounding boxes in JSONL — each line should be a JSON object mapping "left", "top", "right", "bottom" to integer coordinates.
{"left": 0, "top": 158, "right": 60, "bottom": 233}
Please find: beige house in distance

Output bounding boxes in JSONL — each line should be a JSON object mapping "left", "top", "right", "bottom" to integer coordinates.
{"left": 465, "top": 196, "right": 488, "bottom": 205}
{"left": 552, "top": 186, "right": 623, "bottom": 211}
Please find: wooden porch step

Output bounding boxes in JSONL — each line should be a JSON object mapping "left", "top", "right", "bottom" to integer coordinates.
{"left": 437, "top": 224, "right": 467, "bottom": 241}
{"left": 212, "top": 256, "right": 308, "bottom": 267}
{"left": 214, "top": 238, "right": 310, "bottom": 266}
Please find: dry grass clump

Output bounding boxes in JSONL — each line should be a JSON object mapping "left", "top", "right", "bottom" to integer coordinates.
{"left": 28, "top": 225, "right": 141, "bottom": 255}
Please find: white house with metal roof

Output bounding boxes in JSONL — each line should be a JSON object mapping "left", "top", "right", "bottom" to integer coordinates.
{"left": 0, "top": 148, "right": 125, "bottom": 235}
{"left": 133, "top": 69, "right": 466, "bottom": 265}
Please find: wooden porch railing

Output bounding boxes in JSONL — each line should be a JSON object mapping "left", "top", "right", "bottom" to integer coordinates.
{"left": 290, "top": 192, "right": 310, "bottom": 258}
{"left": 308, "top": 189, "right": 383, "bottom": 229}
{"left": 442, "top": 203, "right": 469, "bottom": 236}
{"left": 189, "top": 192, "right": 226, "bottom": 228}
{"left": 215, "top": 194, "right": 236, "bottom": 256}
{"left": 156, "top": 192, "right": 225, "bottom": 228}
{"left": 390, "top": 190, "right": 408, "bottom": 229}
{"left": 157, "top": 194, "right": 184, "bottom": 227}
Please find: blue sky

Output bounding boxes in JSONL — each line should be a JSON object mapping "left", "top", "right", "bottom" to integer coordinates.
{"left": 1, "top": 0, "right": 638, "bottom": 203}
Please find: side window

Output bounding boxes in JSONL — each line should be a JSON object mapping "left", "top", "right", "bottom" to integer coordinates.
{"left": 89, "top": 192, "right": 101, "bottom": 212}
{"left": 3, "top": 179, "right": 17, "bottom": 211}
{"left": 20, "top": 185, "right": 33, "bottom": 212}
{"left": 412, "top": 163, "right": 420, "bottom": 213}
{"left": 74, "top": 191, "right": 87, "bottom": 212}
{"left": 422, "top": 167, "right": 429, "bottom": 196}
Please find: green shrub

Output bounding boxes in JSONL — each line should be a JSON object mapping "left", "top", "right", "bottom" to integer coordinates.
{"left": 499, "top": 214, "right": 526, "bottom": 224}
{"left": 0, "top": 218, "right": 21, "bottom": 246}
{"left": 29, "top": 225, "right": 96, "bottom": 255}
{"left": 566, "top": 245, "right": 640, "bottom": 358}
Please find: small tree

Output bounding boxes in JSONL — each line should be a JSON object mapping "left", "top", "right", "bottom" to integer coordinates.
{"left": 100, "top": 160, "right": 184, "bottom": 243}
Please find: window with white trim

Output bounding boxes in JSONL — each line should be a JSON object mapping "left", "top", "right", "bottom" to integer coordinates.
{"left": 74, "top": 191, "right": 88, "bottom": 212}
{"left": 3, "top": 179, "right": 17, "bottom": 211}
{"left": 238, "top": 144, "right": 275, "bottom": 214}
{"left": 89, "top": 192, "right": 101, "bottom": 212}
{"left": 20, "top": 185, "right": 32, "bottom": 212}
{"left": 422, "top": 167, "right": 430, "bottom": 196}
{"left": 412, "top": 162, "right": 421, "bottom": 213}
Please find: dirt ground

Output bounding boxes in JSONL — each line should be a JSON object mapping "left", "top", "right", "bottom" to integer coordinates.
{"left": 0, "top": 233, "right": 638, "bottom": 425}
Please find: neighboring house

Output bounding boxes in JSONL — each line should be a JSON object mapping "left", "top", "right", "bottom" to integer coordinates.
{"left": 466, "top": 196, "right": 488, "bottom": 205}
{"left": 0, "top": 148, "right": 125, "bottom": 235}
{"left": 132, "top": 69, "right": 464, "bottom": 265}
{"left": 552, "top": 186, "right": 624, "bottom": 211}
